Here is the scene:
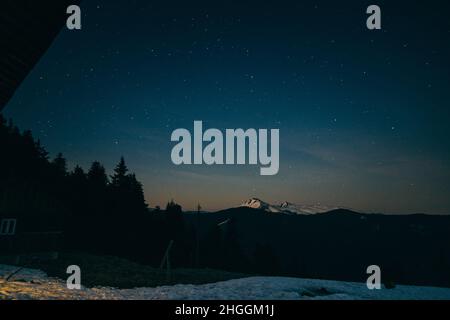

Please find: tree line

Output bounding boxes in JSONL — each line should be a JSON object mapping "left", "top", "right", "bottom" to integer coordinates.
{"left": 0, "top": 114, "right": 265, "bottom": 274}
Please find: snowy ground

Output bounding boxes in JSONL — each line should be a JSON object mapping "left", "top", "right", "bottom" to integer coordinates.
{"left": 1, "top": 264, "right": 450, "bottom": 300}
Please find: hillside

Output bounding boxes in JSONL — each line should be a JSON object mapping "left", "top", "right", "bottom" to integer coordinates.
{"left": 184, "top": 207, "right": 450, "bottom": 287}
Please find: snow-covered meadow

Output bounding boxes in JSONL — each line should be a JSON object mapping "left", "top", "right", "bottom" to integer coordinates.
{"left": 1, "top": 264, "right": 450, "bottom": 300}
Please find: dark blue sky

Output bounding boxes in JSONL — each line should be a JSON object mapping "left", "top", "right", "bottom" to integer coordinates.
{"left": 4, "top": 0, "right": 450, "bottom": 213}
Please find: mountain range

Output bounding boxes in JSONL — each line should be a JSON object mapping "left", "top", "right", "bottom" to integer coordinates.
{"left": 183, "top": 201, "right": 450, "bottom": 288}
{"left": 240, "top": 197, "right": 342, "bottom": 215}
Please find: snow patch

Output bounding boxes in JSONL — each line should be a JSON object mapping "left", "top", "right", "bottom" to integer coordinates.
{"left": 241, "top": 198, "right": 339, "bottom": 215}
{"left": 2, "top": 264, "right": 450, "bottom": 300}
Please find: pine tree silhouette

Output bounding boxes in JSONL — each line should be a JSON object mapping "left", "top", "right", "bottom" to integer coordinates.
{"left": 52, "top": 152, "right": 67, "bottom": 176}
{"left": 111, "top": 156, "right": 128, "bottom": 187}
{"left": 71, "top": 165, "right": 86, "bottom": 181}
{"left": 88, "top": 161, "right": 109, "bottom": 187}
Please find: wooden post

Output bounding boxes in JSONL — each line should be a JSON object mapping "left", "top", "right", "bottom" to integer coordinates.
{"left": 195, "top": 203, "right": 201, "bottom": 268}
{"left": 160, "top": 240, "right": 174, "bottom": 282}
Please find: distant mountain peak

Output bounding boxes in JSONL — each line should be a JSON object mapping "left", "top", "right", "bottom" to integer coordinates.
{"left": 240, "top": 197, "right": 340, "bottom": 215}
{"left": 240, "top": 198, "right": 281, "bottom": 212}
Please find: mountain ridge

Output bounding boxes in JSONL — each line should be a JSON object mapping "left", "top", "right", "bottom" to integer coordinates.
{"left": 240, "top": 197, "right": 342, "bottom": 215}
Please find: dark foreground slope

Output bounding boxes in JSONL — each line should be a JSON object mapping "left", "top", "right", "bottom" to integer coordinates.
{"left": 185, "top": 207, "right": 450, "bottom": 287}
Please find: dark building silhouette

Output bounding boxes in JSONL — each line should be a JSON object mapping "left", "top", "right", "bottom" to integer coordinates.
{"left": 0, "top": 1, "right": 80, "bottom": 109}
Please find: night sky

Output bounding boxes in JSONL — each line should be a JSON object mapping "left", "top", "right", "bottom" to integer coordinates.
{"left": 4, "top": 1, "right": 450, "bottom": 213}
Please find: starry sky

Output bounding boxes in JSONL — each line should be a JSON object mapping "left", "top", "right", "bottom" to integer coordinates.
{"left": 4, "top": 0, "right": 450, "bottom": 213}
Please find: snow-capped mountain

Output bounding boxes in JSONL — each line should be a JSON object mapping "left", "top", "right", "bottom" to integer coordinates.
{"left": 241, "top": 198, "right": 283, "bottom": 213}
{"left": 240, "top": 198, "right": 340, "bottom": 215}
